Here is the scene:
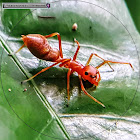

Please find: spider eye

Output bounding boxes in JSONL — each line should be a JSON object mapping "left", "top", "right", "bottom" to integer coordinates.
{"left": 85, "top": 72, "right": 88, "bottom": 75}
{"left": 90, "top": 75, "right": 97, "bottom": 78}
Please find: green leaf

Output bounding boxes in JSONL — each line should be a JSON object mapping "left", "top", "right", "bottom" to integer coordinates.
{"left": 1, "top": 0, "right": 140, "bottom": 139}
{"left": 125, "top": 0, "right": 140, "bottom": 33}
{"left": 0, "top": 36, "right": 70, "bottom": 139}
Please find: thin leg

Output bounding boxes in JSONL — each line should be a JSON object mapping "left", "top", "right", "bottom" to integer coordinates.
{"left": 86, "top": 53, "right": 114, "bottom": 70}
{"left": 79, "top": 75, "right": 105, "bottom": 108}
{"left": 59, "top": 59, "right": 71, "bottom": 67}
{"left": 58, "top": 59, "right": 74, "bottom": 101}
{"left": 96, "top": 60, "right": 134, "bottom": 70}
{"left": 22, "top": 59, "right": 70, "bottom": 83}
{"left": 9, "top": 44, "right": 25, "bottom": 55}
{"left": 67, "top": 69, "right": 72, "bottom": 100}
{"left": 86, "top": 53, "right": 133, "bottom": 71}
{"left": 86, "top": 53, "right": 106, "bottom": 66}
{"left": 73, "top": 39, "right": 80, "bottom": 61}
{"left": 59, "top": 61, "right": 73, "bottom": 102}
{"left": 44, "top": 32, "right": 63, "bottom": 58}
{"left": 86, "top": 53, "right": 93, "bottom": 66}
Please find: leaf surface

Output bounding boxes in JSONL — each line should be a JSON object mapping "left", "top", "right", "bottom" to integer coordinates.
{"left": 0, "top": 0, "right": 140, "bottom": 139}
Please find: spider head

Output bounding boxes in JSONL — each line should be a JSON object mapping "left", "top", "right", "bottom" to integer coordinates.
{"left": 82, "top": 65, "right": 101, "bottom": 86}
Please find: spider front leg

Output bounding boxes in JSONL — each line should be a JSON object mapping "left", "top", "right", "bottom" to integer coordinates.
{"left": 79, "top": 75, "right": 105, "bottom": 108}
{"left": 86, "top": 53, "right": 134, "bottom": 71}
{"left": 73, "top": 38, "right": 80, "bottom": 61}
{"left": 86, "top": 53, "right": 114, "bottom": 71}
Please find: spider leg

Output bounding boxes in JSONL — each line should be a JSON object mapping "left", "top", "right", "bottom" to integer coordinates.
{"left": 73, "top": 39, "right": 80, "bottom": 61}
{"left": 9, "top": 44, "right": 25, "bottom": 56}
{"left": 44, "top": 32, "right": 63, "bottom": 58}
{"left": 86, "top": 53, "right": 133, "bottom": 70}
{"left": 67, "top": 69, "right": 73, "bottom": 100}
{"left": 96, "top": 60, "right": 134, "bottom": 70}
{"left": 79, "top": 75, "right": 105, "bottom": 108}
{"left": 22, "top": 59, "right": 70, "bottom": 83}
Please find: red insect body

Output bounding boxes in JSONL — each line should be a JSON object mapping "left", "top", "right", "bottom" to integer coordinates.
{"left": 62, "top": 60, "right": 101, "bottom": 86}
{"left": 21, "top": 34, "right": 61, "bottom": 62}
{"left": 81, "top": 66, "right": 101, "bottom": 86}
{"left": 12, "top": 33, "right": 133, "bottom": 107}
